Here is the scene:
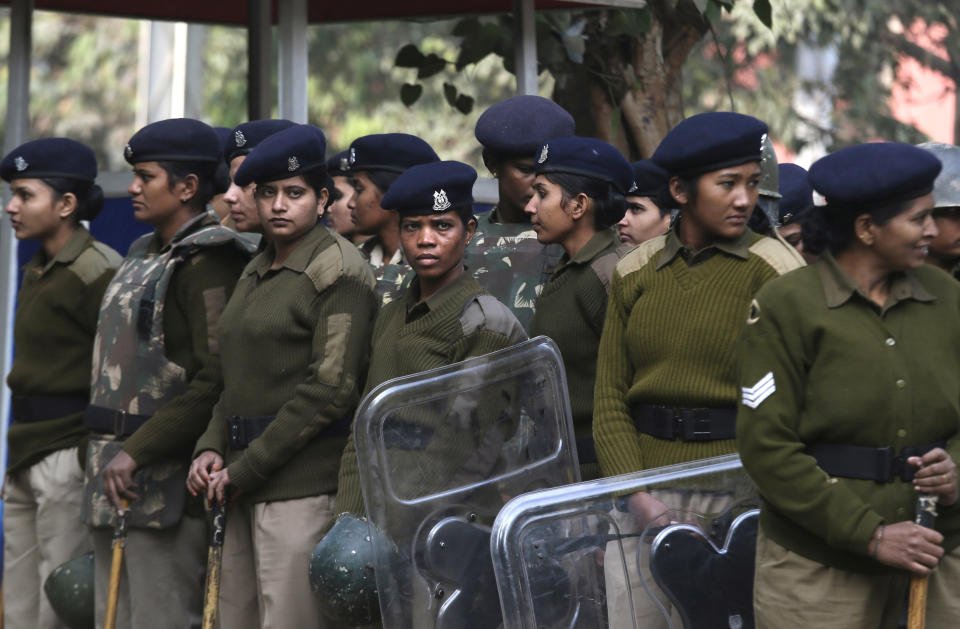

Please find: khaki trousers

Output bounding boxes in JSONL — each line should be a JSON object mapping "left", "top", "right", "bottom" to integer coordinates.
{"left": 92, "top": 512, "right": 206, "bottom": 629}
{"left": 218, "top": 493, "right": 335, "bottom": 629}
{"left": 3, "top": 447, "right": 91, "bottom": 629}
{"left": 754, "top": 529, "right": 960, "bottom": 629}
{"left": 604, "top": 489, "right": 735, "bottom": 629}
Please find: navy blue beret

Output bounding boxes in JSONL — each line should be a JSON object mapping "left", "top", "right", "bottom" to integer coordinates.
{"left": 124, "top": 118, "right": 222, "bottom": 165}
{"left": 326, "top": 150, "right": 351, "bottom": 177}
{"left": 1, "top": 138, "right": 97, "bottom": 182}
{"left": 475, "top": 95, "right": 575, "bottom": 156}
{"left": 808, "top": 142, "right": 942, "bottom": 210}
{"left": 214, "top": 126, "right": 232, "bottom": 149}
{"left": 652, "top": 112, "right": 768, "bottom": 177}
{"left": 778, "top": 163, "right": 813, "bottom": 224}
{"left": 381, "top": 161, "right": 477, "bottom": 218}
{"left": 233, "top": 124, "right": 326, "bottom": 186}
{"left": 347, "top": 134, "right": 439, "bottom": 174}
{"left": 630, "top": 159, "right": 670, "bottom": 198}
{"left": 534, "top": 136, "right": 636, "bottom": 195}
{"left": 224, "top": 119, "right": 296, "bottom": 164}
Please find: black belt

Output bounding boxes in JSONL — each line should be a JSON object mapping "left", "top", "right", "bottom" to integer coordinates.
{"left": 11, "top": 394, "right": 88, "bottom": 423}
{"left": 632, "top": 404, "right": 736, "bottom": 442}
{"left": 807, "top": 441, "right": 947, "bottom": 483}
{"left": 227, "top": 413, "right": 352, "bottom": 450}
{"left": 84, "top": 405, "right": 152, "bottom": 437}
{"left": 576, "top": 435, "right": 597, "bottom": 465}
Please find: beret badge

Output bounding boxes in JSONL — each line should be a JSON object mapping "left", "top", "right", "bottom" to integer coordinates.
{"left": 538, "top": 144, "right": 549, "bottom": 164}
{"left": 124, "top": 144, "right": 133, "bottom": 161}
{"left": 287, "top": 156, "right": 300, "bottom": 172}
{"left": 234, "top": 129, "right": 247, "bottom": 148}
{"left": 14, "top": 156, "right": 27, "bottom": 172}
{"left": 339, "top": 157, "right": 349, "bottom": 171}
{"left": 433, "top": 189, "right": 451, "bottom": 212}
{"left": 349, "top": 147, "right": 357, "bottom": 166}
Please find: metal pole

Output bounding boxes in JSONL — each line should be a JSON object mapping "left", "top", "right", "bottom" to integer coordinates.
{"left": 512, "top": 0, "right": 537, "bottom": 96}
{"left": 277, "top": 0, "right": 308, "bottom": 123}
{"left": 247, "top": 0, "right": 272, "bottom": 120}
{"left": 0, "top": 0, "right": 33, "bottom": 472}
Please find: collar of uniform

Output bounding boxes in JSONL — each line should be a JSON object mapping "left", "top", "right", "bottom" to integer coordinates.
{"left": 29, "top": 226, "right": 94, "bottom": 276}
{"left": 360, "top": 235, "right": 404, "bottom": 266}
{"left": 404, "top": 267, "right": 472, "bottom": 320}
{"left": 656, "top": 225, "right": 752, "bottom": 270}
{"left": 816, "top": 251, "right": 936, "bottom": 309}
{"left": 148, "top": 211, "right": 216, "bottom": 254}
{"left": 554, "top": 228, "right": 618, "bottom": 272}
{"left": 247, "top": 222, "right": 330, "bottom": 278}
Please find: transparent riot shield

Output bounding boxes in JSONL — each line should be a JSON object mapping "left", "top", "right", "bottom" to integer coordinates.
{"left": 355, "top": 336, "right": 580, "bottom": 629}
{"left": 492, "top": 454, "right": 760, "bottom": 629}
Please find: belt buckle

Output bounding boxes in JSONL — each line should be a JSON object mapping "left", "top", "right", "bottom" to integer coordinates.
{"left": 876, "top": 446, "right": 897, "bottom": 482}
{"left": 228, "top": 417, "right": 245, "bottom": 449}
{"left": 113, "top": 410, "right": 127, "bottom": 437}
{"left": 673, "top": 408, "right": 711, "bottom": 441}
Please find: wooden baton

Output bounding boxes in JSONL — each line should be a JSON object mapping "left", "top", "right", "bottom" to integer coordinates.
{"left": 906, "top": 494, "right": 939, "bottom": 629}
{"left": 201, "top": 501, "right": 227, "bottom": 629}
{"left": 104, "top": 499, "right": 129, "bottom": 629}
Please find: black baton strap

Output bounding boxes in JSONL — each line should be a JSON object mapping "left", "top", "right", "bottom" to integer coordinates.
{"left": 807, "top": 440, "right": 946, "bottom": 483}
{"left": 576, "top": 435, "right": 598, "bottom": 465}
{"left": 11, "top": 394, "right": 88, "bottom": 423}
{"left": 84, "top": 405, "right": 152, "bottom": 437}
{"left": 632, "top": 404, "right": 736, "bottom": 442}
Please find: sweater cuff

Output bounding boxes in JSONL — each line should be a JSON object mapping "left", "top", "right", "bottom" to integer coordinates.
{"left": 227, "top": 457, "right": 266, "bottom": 493}
{"left": 847, "top": 511, "right": 885, "bottom": 557}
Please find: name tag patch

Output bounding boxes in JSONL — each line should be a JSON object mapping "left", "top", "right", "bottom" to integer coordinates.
{"left": 742, "top": 372, "right": 775, "bottom": 409}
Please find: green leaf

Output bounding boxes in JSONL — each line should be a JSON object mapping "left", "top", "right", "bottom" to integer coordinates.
{"left": 443, "top": 82, "right": 458, "bottom": 107}
{"left": 704, "top": 1, "right": 721, "bottom": 23}
{"left": 395, "top": 44, "right": 425, "bottom": 68}
{"left": 417, "top": 53, "right": 448, "bottom": 79}
{"left": 693, "top": 0, "right": 708, "bottom": 14}
{"left": 455, "top": 94, "right": 474, "bottom": 115}
{"left": 400, "top": 83, "right": 423, "bottom": 107}
{"left": 455, "top": 22, "right": 502, "bottom": 70}
{"left": 452, "top": 17, "right": 481, "bottom": 37}
{"left": 753, "top": 0, "right": 773, "bottom": 29}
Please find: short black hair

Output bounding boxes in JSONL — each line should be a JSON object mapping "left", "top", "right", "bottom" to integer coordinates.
{"left": 806, "top": 199, "right": 912, "bottom": 254}
{"left": 157, "top": 160, "right": 216, "bottom": 211}
{"left": 41, "top": 177, "right": 105, "bottom": 223}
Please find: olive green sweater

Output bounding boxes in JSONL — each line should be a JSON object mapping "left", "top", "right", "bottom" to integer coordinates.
{"left": 593, "top": 228, "right": 804, "bottom": 478}
{"left": 6, "top": 228, "right": 121, "bottom": 473}
{"left": 530, "top": 228, "right": 620, "bottom": 479}
{"left": 737, "top": 255, "right": 960, "bottom": 572}
{"left": 335, "top": 271, "right": 527, "bottom": 515}
{"left": 194, "top": 224, "right": 378, "bottom": 504}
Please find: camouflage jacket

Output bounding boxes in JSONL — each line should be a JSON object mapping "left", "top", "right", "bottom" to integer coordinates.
{"left": 463, "top": 209, "right": 563, "bottom": 332}
{"left": 358, "top": 235, "right": 412, "bottom": 306}
{"left": 88, "top": 213, "right": 254, "bottom": 419}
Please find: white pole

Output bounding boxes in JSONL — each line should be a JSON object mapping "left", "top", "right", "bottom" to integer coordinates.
{"left": 277, "top": 0, "right": 308, "bottom": 123}
{"left": 512, "top": 0, "right": 537, "bottom": 96}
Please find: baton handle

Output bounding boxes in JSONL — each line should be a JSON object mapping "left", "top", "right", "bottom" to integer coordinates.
{"left": 104, "top": 499, "right": 129, "bottom": 629}
{"left": 201, "top": 501, "right": 227, "bottom": 629}
{"left": 906, "top": 494, "right": 939, "bottom": 629}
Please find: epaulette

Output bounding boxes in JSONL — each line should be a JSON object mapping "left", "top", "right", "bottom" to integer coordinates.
{"left": 614, "top": 234, "right": 668, "bottom": 277}
{"left": 748, "top": 236, "right": 806, "bottom": 276}
{"left": 70, "top": 241, "right": 122, "bottom": 286}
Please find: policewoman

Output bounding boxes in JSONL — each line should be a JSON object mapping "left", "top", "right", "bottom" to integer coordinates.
{"left": 776, "top": 162, "right": 814, "bottom": 259}
{"left": 737, "top": 143, "right": 960, "bottom": 628}
{"left": 465, "top": 95, "right": 574, "bottom": 330}
{"left": 617, "top": 159, "right": 672, "bottom": 249}
{"left": 187, "top": 124, "right": 378, "bottom": 628}
{"left": 592, "top": 113, "right": 804, "bottom": 629}
{"left": 525, "top": 137, "right": 634, "bottom": 480}
{"left": 335, "top": 160, "right": 527, "bottom": 517}
{"left": 346, "top": 133, "right": 440, "bottom": 304}
{"left": 221, "top": 119, "right": 295, "bottom": 239}
{"left": 325, "top": 149, "right": 368, "bottom": 246}
{"left": 85, "top": 118, "right": 253, "bottom": 629}
{"left": 1, "top": 138, "right": 120, "bottom": 629}
{"left": 920, "top": 143, "right": 960, "bottom": 277}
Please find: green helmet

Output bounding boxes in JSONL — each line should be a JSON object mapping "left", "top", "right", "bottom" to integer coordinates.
{"left": 309, "top": 514, "right": 381, "bottom": 625}
{"left": 918, "top": 142, "right": 960, "bottom": 209}
{"left": 755, "top": 134, "right": 781, "bottom": 228}
{"left": 44, "top": 552, "right": 95, "bottom": 629}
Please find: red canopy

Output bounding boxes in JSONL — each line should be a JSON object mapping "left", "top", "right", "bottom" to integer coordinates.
{"left": 1, "top": 0, "right": 590, "bottom": 25}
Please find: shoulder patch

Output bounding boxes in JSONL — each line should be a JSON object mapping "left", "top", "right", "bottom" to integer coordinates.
{"left": 746, "top": 298, "right": 761, "bottom": 325}
{"left": 304, "top": 239, "right": 346, "bottom": 294}
{"left": 615, "top": 234, "right": 667, "bottom": 277}
{"left": 748, "top": 236, "right": 806, "bottom": 276}
{"left": 70, "top": 241, "right": 122, "bottom": 286}
{"left": 589, "top": 250, "right": 624, "bottom": 296}
{"left": 460, "top": 294, "right": 528, "bottom": 343}
{"left": 333, "top": 232, "right": 376, "bottom": 289}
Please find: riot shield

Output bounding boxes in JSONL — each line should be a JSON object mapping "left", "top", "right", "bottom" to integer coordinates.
{"left": 492, "top": 454, "right": 760, "bottom": 629}
{"left": 355, "top": 336, "right": 580, "bottom": 629}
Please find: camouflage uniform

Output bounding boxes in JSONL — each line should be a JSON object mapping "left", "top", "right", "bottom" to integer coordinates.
{"left": 84, "top": 212, "right": 253, "bottom": 629}
{"left": 358, "top": 234, "right": 412, "bottom": 306}
{"left": 463, "top": 207, "right": 563, "bottom": 332}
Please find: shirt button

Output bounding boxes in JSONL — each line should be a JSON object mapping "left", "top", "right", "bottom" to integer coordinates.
{"left": 885, "top": 338, "right": 896, "bottom": 347}
{"left": 897, "top": 429, "right": 907, "bottom": 438}
{"left": 896, "top": 379, "right": 906, "bottom": 389}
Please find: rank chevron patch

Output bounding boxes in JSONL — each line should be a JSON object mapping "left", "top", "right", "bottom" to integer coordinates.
{"left": 742, "top": 372, "right": 775, "bottom": 409}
